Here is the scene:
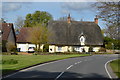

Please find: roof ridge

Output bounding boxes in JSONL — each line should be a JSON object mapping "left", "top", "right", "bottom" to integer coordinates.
{"left": 50, "top": 20, "right": 94, "bottom": 23}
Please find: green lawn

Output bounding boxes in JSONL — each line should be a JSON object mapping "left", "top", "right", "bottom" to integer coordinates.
{"left": 1, "top": 54, "right": 90, "bottom": 75}
{"left": 110, "top": 59, "right": 120, "bottom": 78}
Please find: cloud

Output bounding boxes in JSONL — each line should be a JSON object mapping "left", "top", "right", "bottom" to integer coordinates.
{"left": 61, "top": 2, "right": 94, "bottom": 14}
{"left": 61, "top": 9, "right": 70, "bottom": 14}
{"left": 2, "top": 2, "right": 32, "bottom": 13}
{"left": 2, "top": 2, "right": 22, "bottom": 13}
{"left": 0, "top": 4, "right": 2, "bottom": 18}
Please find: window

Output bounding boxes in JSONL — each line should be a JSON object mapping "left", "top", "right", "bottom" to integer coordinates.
{"left": 50, "top": 49, "right": 52, "bottom": 51}
{"left": 80, "top": 36, "right": 85, "bottom": 43}
{"left": 58, "top": 46, "right": 62, "bottom": 52}
{"left": 76, "top": 47, "right": 79, "bottom": 51}
{"left": 74, "top": 46, "right": 80, "bottom": 52}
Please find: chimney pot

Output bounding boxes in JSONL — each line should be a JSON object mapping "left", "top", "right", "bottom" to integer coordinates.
{"left": 8, "top": 23, "right": 10, "bottom": 26}
{"left": 67, "top": 14, "right": 71, "bottom": 23}
{"left": 94, "top": 15, "right": 98, "bottom": 24}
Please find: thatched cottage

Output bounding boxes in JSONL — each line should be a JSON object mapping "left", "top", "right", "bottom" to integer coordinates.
{"left": 48, "top": 15, "right": 103, "bottom": 53}
{"left": 16, "top": 15, "right": 103, "bottom": 53}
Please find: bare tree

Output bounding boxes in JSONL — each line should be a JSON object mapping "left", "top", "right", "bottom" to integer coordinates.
{"left": 58, "top": 16, "right": 75, "bottom": 21}
{"left": 104, "top": 25, "right": 119, "bottom": 39}
{"left": 93, "top": 1, "right": 120, "bottom": 39}
{"left": 28, "top": 24, "right": 50, "bottom": 52}
{"left": 15, "top": 16, "right": 24, "bottom": 30}
{"left": 93, "top": 1, "right": 119, "bottom": 24}
{"left": 0, "top": 18, "right": 6, "bottom": 23}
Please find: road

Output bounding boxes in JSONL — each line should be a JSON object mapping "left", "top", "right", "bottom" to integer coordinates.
{"left": 3, "top": 54, "right": 119, "bottom": 80}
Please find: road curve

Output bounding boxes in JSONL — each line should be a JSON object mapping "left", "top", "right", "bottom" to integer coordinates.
{"left": 3, "top": 54, "right": 119, "bottom": 80}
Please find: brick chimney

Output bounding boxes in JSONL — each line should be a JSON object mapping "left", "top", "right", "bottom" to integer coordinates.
{"left": 67, "top": 14, "right": 71, "bottom": 23}
{"left": 94, "top": 15, "right": 98, "bottom": 24}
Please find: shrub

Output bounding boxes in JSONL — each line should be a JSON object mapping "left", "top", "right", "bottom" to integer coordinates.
{"left": 11, "top": 52, "right": 18, "bottom": 55}
{"left": 89, "top": 46, "right": 93, "bottom": 52}
{"left": 2, "top": 59, "right": 18, "bottom": 64}
{"left": 99, "top": 47, "right": 106, "bottom": 52}
{"left": 73, "top": 48, "right": 77, "bottom": 52}
{"left": 82, "top": 48, "right": 85, "bottom": 52}
{"left": 115, "top": 52, "right": 120, "bottom": 54}
{"left": 104, "top": 37, "right": 120, "bottom": 50}
{"left": 32, "top": 53, "right": 38, "bottom": 55}
{"left": 54, "top": 52, "right": 82, "bottom": 55}
{"left": 2, "top": 52, "right": 11, "bottom": 55}
{"left": 6, "top": 42, "right": 17, "bottom": 53}
{"left": 35, "top": 48, "right": 42, "bottom": 53}
{"left": 43, "top": 44, "right": 49, "bottom": 52}
{"left": 2, "top": 40, "right": 7, "bottom": 52}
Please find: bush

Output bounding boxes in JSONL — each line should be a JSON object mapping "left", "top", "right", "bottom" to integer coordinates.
{"left": 89, "top": 46, "right": 93, "bottom": 52}
{"left": 43, "top": 44, "right": 49, "bottom": 52}
{"left": 104, "top": 37, "right": 120, "bottom": 50}
{"left": 72, "top": 48, "right": 77, "bottom": 52}
{"left": 115, "top": 52, "right": 120, "bottom": 54}
{"left": 99, "top": 47, "right": 106, "bottom": 52}
{"left": 2, "top": 59, "right": 18, "bottom": 64}
{"left": 54, "top": 52, "right": 83, "bottom": 55}
{"left": 11, "top": 52, "right": 18, "bottom": 55}
{"left": 32, "top": 53, "right": 38, "bottom": 55}
{"left": 35, "top": 48, "right": 42, "bottom": 53}
{"left": 7, "top": 42, "right": 17, "bottom": 53}
{"left": 2, "top": 52, "right": 11, "bottom": 55}
{"left": 2, "top": 40, "right": 7, "bottom": 52}
{"left": 82, "top": 48, "right": 85, "bottom": 52}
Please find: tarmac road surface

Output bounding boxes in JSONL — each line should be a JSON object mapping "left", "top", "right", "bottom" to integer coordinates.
{"left": 3, "top": 54, "right": 119, "bottom": 80}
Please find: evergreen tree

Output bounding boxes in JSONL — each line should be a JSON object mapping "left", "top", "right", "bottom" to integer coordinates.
{"left": 24, "top": 11, "right": 53, "bottom": 27}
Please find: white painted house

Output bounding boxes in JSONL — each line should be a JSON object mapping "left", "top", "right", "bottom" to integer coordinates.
{"left": 17, "top": 43, "right": 35, "bottom": 52}
{"left": 16, "top": 15, "right": 103, "bottom": 53}
{"left": 16, "top": 27, "right": 43, "bottom": 52}
{"left": 47, "top": 15, "right": 103, "bottom": 53}
{"left": 0, "top": 23, "right": 16, "bottom": 52}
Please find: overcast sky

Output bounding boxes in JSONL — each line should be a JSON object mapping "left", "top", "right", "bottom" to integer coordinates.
{"left": 1, "top": 2, "right": 107, "bottom": 29}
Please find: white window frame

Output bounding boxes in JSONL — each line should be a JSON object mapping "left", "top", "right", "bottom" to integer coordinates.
{"left": 80, "top": 36, "right": 85, "bottom": 43}
{"left": 58, "top": 46, "right": 62, "bottom": 52}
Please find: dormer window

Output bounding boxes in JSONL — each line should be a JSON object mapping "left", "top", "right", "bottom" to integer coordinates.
{"left": 79, "top": 35, "right": 85, "bottom": 45}
{"left": 80, "top": 36, "right": 85, "bottom": 43}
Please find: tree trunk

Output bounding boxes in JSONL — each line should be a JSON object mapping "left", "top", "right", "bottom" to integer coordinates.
{"left": 38, "top": 44, "right": 41, "bottom": 52}
{"left": 35, "top": 44, "right": 37, "bottom": 52}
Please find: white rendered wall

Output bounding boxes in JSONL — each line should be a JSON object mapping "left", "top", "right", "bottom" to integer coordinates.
{"left": 83, "top": 46, "right": 89, "bottom": 52}
{"left": 17, "top": 43, "right": 28, "bottom": 52}
{"left": 56, "top": 46, "right": 68, "bottom": 52}
{"left": 17, "top": 43, "right": 36, "bottom": 52}
{"left": 49, "top": 45, "right": 101, "bottom": 53}
{"left": 93, "top": 47, "right": 101, "bottom": 52}
{"left": 49, "top": 45, "right": 56, "bottom": 53}
{"left": 17, "top": 43, "right": 44, "bottom": 52}
{"left": 49, "top": 45, "right": 72, "bottom": 53}
{"left": 75, "top": 46, "right": 89, "bottom": 52}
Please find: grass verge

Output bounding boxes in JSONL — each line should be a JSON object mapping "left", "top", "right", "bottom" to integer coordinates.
{"left": 1, "top": 54, "right": 90, "bottom": 75}
{"left": 110, "top": 59, "right": 120, "bottom": 78}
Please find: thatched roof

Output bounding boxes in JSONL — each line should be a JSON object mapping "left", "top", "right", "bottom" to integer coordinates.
{"left": 48, "top": 21, "right": 103, "bottom": 46}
